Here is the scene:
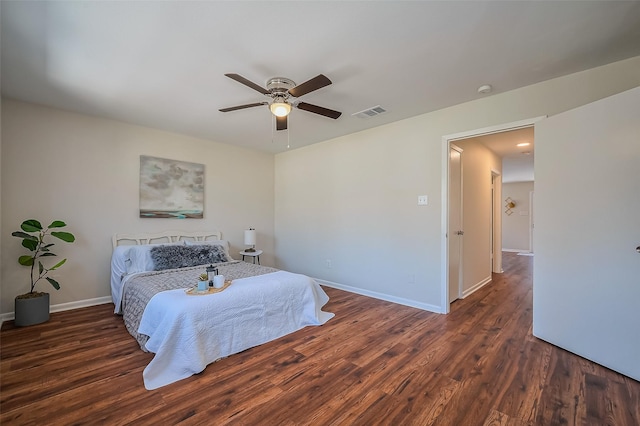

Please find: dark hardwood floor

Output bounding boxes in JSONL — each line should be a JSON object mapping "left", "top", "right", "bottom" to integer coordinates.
{"left": 2, "top": 252, "right": 638, "bottom": 425}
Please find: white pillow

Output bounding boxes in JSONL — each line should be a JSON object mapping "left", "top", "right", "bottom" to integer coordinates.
{"left": 125, "top": 242, "right": 185, "bottom": 274}
{"left": 126, "top": 246, "right": 154, "bottom": 274}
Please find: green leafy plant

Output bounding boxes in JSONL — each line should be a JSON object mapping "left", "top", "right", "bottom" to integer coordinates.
{"left": 198, "top": 272, "right": 209, "bottom": 281}
{"left": 11, "top": 219, "right": 75, "bottom": 294}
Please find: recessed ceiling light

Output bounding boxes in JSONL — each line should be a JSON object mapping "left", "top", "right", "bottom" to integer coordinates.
{"left": 517, "top": 142, "right": 530, "bottom": 147}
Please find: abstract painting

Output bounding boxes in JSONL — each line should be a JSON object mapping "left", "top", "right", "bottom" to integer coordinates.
{"left": 139, "top": 155, "right": 204, "bottom": 219}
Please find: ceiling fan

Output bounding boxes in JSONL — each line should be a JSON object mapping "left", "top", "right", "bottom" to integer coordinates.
{"left": 219, "top": 73, "right": 342, "bottom": 131}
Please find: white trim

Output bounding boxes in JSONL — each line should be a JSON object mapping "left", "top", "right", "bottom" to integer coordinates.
{"left": 440, "top": 144, "right": 449, "bottom": 312}
{"left": 461, "top": 276, "right": 492, "bottom": 299}
{"left": 315, "top": 278, "right": 444, "bottom": 314}
{"left": 502, "top": 248, "right": 524, "bottom": 253}
{"left": 444, "top": 116, "right": 546, "bottom": 142}
{"left": 441, "top": 116, "right": 546, "bottom": 314}
{"left": 0, "top": 296, "right": 112, "bottom": 323}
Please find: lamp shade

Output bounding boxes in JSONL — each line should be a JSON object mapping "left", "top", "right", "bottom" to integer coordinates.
{"left": 244, "top": 229, "right": 256, "bottom": 246}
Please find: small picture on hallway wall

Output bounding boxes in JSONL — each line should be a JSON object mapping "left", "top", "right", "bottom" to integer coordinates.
{"left": 139, "top": 155, "right": 204, "bottom": 219}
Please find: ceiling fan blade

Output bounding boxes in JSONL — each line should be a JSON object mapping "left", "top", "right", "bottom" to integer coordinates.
{"left": 296, "top": 102, "right": 342, "bottom": 119}
{"left": 219, "top": 102, "right": 268, "bottom": 112}
{"left": 224, "top": 73, "right": 270, "bottom": 95}
{"left": 288, "top": 74, "right": 332, "bottom": 98}
{"left": 276, "top": 115, "right": 288, "bottom": 131}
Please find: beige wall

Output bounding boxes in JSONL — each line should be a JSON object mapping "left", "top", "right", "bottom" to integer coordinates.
{"left": 275, "top": 56, "right": 640, "bottom": 312}
{"left": 1, "top": 100, "right": 275, "bottom": 315}
{"left": 2, "top": 56, "right": 639, "bottom": 316}
{"left": 502, "top": 181, "right": 534, "bottom": 251}
{"left": 453, "top": 139, "right": 501, "bottom": 295}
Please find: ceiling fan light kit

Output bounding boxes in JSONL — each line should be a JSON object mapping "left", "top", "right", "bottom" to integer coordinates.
{"left": 270, "top": 100, "right": 291, "bottom": 117}
{"left": 220, "top": 73, "right": 342, "bottom": 132}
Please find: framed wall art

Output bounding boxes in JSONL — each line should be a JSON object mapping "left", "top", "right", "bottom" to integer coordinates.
{"left": 139, "top": 155, "right": 204, "bottom": 219}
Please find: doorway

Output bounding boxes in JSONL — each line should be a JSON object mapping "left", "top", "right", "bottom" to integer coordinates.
{"left": 441, "top": 116, "right": 544, "bottom": 313}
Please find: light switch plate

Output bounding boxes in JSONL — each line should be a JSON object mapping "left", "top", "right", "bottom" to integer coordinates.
{"left": 418, "top": 195, "right": 428, "bottom": 205}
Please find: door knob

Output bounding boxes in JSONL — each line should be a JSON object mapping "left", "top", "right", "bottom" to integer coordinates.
{"left": 457, "top": 230, "right": 464, "bottom": 236}
{"left": 636, "top": 246, "right": 640, "bottom": 253}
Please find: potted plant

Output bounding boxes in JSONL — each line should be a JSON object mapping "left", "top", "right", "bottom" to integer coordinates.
{"left": 197, "top": 272, "right": 209, "bottom": 292}
{"left": 11, "top": 219, "right": 75, "bottom": 326}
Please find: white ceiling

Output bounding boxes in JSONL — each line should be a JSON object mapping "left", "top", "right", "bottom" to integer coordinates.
{"left": 2, "top": 1, "right": 640, "bottom": 154}
{"left": 472, "top": 127, "right": 535, "bottom": 183}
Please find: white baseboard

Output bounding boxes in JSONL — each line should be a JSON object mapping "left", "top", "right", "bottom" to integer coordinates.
{"left": 462, "top": 275, "right": 492, "bottom": 299}
{"left": 502, "top": 248, "right": 526, "bottom": 253}
{"left": 0, "top": 296, "right": 112, "bottom": 324}
{"left": 315, "top": 278, "right": 445, "bottom": 314}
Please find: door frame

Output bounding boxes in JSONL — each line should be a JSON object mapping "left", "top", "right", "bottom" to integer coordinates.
{"left": 440, "top": 116, "right": 545, "bottom": 313}
{"left": 529, "top": 190, "right": 535, "bottom": 253}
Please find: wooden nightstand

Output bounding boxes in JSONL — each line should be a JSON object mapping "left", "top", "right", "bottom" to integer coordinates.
{"left": 239, "top": 249, "right": 263, "bottom": 264}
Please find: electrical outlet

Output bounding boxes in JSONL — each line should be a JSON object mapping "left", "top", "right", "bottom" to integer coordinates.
{"left": 417, "top": 195, "right": 428, "bottom": 205}
{"left": 326, "top": 259, "right": 332, "bottom": 269}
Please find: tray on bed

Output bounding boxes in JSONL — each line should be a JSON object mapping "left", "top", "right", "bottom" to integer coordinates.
{"left": 185, "top": 280, "right": 232, "bottom": 295}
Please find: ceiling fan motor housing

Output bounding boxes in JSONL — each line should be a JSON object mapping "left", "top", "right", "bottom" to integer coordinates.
{"left": 266, "top": 77, "right": 296, "bottom": 97}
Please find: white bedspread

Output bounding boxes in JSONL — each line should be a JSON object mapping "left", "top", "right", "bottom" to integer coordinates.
{"left": 138, "top": 270, "right": 334, "bottom": 390}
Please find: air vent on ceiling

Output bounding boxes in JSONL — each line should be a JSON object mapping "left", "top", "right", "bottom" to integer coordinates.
{"left": 352, "top": 105, "right": 387, "bottom": 119}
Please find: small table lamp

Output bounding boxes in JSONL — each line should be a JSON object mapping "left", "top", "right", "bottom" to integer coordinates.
{"left": 244, "top": 228, "right": 256, "bottom": 252}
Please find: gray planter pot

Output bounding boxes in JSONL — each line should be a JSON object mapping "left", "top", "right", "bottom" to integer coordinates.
{"left": 14, "top": 292, "right": 50, "bottom": 326}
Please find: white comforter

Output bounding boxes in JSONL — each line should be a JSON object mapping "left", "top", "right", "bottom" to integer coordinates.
{"left": 138, "top": 270, "right": 334, "bottom": 390}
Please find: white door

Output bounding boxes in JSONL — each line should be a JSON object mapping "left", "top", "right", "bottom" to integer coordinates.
{"left": 448, "top": 145, "right": 463, "bottom": 303}
{"left": 492, "top": 172, "right": 502, "bottom": 272}
{"left": 533, "top": 87, "right": 640, "bottom": 381}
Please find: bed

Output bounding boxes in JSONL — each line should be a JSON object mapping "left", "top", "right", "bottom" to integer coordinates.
{"left": 110, "top": 230, "right": 334, "bottom": 390}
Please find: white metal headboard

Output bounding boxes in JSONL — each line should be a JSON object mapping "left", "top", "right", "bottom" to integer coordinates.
{"left": 112, "top": 230, "right": 223, "bottom": 249}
